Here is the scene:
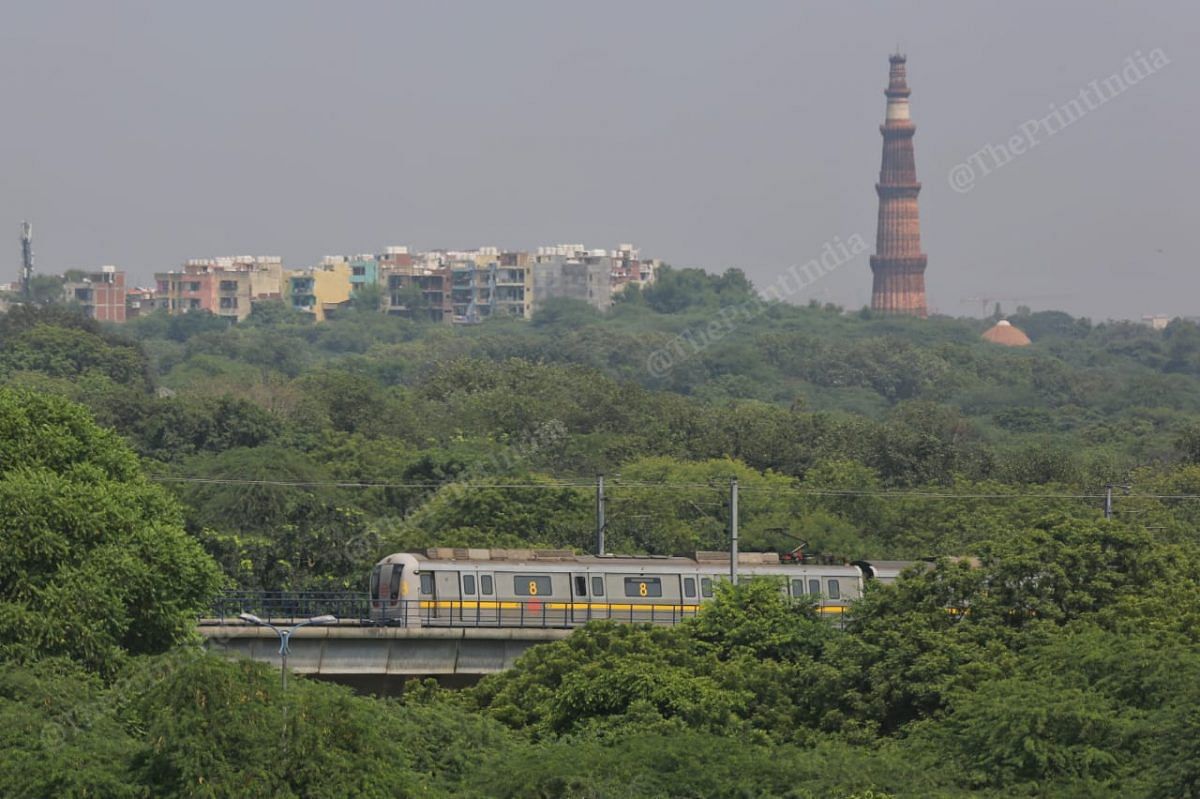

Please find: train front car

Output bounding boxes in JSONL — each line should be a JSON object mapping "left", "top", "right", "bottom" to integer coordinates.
{"left": 369, "top": 552, "right": 421, "bottom": 625}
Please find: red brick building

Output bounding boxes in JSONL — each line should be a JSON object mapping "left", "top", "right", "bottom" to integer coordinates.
{"left": 64, "top": 266, "right": 127, "bottom": 322}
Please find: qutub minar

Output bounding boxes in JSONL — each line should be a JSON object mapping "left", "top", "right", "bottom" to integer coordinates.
{"left": 870, "top": 53, "right": 928, "bottom": 317}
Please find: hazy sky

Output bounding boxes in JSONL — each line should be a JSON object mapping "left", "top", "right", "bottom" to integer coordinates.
{"left": 1, "top": 1, "right": 1196, "bottom": 320}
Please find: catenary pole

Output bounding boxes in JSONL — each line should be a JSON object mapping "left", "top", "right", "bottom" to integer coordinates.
{"left": 596, "top": 474, "right": 606, "bottom": 555}
{"left": 730, "top": 478, "right": 739, "bottom": 585}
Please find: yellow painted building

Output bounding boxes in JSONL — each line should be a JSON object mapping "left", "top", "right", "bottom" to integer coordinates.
{"left": 287, "top": 261, "right": 353, "bottom": 321}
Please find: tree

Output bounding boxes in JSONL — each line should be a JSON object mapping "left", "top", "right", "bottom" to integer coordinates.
{"left": 0, "top": 389, "right": 222, "bottom": 674}
{"left": 242, "top": 299, "right": 314, "bottom": 329}
{"left": 348, "top": 281, "right": 385, "bottom": 313}
{"left": 133, "top": 394, "right": 282, "bottom": 462}
{"left": 531, "top": 297, "right": 601, "bottom": 329}
{"left": 926, "top": 676, "right": 1124, "bottom": 788}
{"left": 14, "top": 274, "right": 67, "bottom": 306}
{"left": 399, "top": 474, "right": 592, "bottom": 552}
{"left": 0, "top": 305, "right": 152, "bottom": 390}
{"left": 122, "top": 651, "right": 435, "bottom": 796}
{"left": 0, "top": 660, "right": 141, "bottom": 797}
{"left": 471, "top": 622, "right": 742, "bottom": 737}
{"left": 640, "top": 266, "right": 757, "bottom": 313}
{"left": 687, "top": 578, "right": 827, "bottom": 662}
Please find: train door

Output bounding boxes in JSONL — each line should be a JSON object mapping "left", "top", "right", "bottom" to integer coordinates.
{"left": 434, "top": 571, "right": 458, "bottom": 625}
{"left": 417, "top": 570, "right": 436, "bottom": 623}
{"left": 477, "top": 571, "right": 497, "bottom": 625}
{"left": 570, "top": 572, "right": 591, "bottom": 624}
{"left": 459, "top": 572, "right": 478, "bottom": 624}
{"left": 681, "top": 574, "right": 699, "bottom": 619}
{"left": 590, "top": 573, "right": 608, "bottom": 621}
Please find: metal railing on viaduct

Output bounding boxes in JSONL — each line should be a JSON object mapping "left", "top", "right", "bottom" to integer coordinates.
{"left": 204, "top": 590, "right": 704, "bottom": 628}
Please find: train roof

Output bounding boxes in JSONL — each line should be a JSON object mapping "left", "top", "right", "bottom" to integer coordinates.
{"left": 854, "top": 560, "right": 918, "bottom": 571}
{"left": 404, "top": 548, "right": 829, "bottom": 567}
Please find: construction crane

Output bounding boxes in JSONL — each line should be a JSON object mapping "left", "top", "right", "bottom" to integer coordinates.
{"left": 20, "top": 221, "right": 33, "bottom": 300}
{"left": 959, "top": 294, "right": 1069, "bottom": 318}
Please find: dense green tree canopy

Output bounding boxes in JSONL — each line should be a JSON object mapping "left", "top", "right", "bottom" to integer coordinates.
{"left": 8, "top": 279, "right": 1200, "bottom": 796}
{"left": 0, "top": 389, "right": 221, "bottom": 674}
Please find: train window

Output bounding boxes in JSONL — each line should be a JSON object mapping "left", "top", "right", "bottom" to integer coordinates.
{"left": 463, "top": 574, "right": 476, "bottom": 596}
{"left": 827, "top": 579, "right": 841, "bottom": 600}
{"left": 683, "top": 577, "right": 696, "bottom": 598}
{"left": 370, "top": 566, "right": 380, "bottom": 597}
{"left": 591, "top": 576, "right": 605, "bottom": 596}
{"left": 701, "top": 577, "right": 714, "bottom": 598}
{"left": 480, "top": 575, "right": 494, "bottom": 595}
{"left": 389, "top": 568, "right": 402, "bottom": 601}
{"left": 791, "top": 579, "right": 804, "bottom": 597}
{"left": 420, "top": 573, "right": 434, "bottom": 595}
{"left": 808, "top": 579, "right": 820, "bottom": 597}
{"left": 574, "top": 575, "right": 588, "bottom": 596}
{"left": 514, "top": 575, "right": 552, "bottom": 596}
{"left": 624, "top": 577, "right": 662, "bottom": 597}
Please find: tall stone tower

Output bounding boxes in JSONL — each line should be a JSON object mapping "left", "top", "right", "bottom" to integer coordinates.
{"left": 870, "top": 54, "right": 928, "bottom": 317}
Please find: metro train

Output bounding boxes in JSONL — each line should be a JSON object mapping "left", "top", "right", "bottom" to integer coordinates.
{"left": 369, "top": 548, "right": 916, "bottom": 627}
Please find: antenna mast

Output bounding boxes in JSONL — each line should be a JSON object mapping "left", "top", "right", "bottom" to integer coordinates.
{"left": 20, "top": 221, "right": 33, "bottom": 301}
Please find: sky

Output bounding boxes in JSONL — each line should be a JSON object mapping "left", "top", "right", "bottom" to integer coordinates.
{"left": 0, "top": 1, "right": 1196, "bottom": 320}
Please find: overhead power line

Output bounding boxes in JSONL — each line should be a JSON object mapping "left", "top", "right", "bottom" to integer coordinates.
{"left": 144, "top": 475, "right": 1200, "bottom": 502}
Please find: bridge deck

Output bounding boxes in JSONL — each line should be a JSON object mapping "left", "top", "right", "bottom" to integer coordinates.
{"left": 199, "top": 622, "right": 571, "bottom": 676}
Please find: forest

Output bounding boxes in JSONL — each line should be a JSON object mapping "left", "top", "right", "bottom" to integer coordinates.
{"left": 4, "top": 266, "right": 1200, "bottom": 796}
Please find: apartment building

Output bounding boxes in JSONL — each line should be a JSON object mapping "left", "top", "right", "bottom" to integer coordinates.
{"left": 286, "top": 260, "right": 353, "bottom": 321}
{"left": 63, "top": 266, "right": 127, "bottom": 322}
{"left": 383, "top": 264, "right": 451, "bottom": 323}
{"left": 609, "top": 243, "right": 659, "bottom": 292}
{"left": 532, "top": 251, "right": 613, "bottom": 312}
{"left": 154, "top": 256, "right": 283, "bottom": 322}
{"left": 94, "top": 241, "right": 656, "bottom": 325}
{"left": 125, "top": 287, "right": 155, "bottom": 320}
{"left": 450, "top": 259, "right": 533, "bottom": 322}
